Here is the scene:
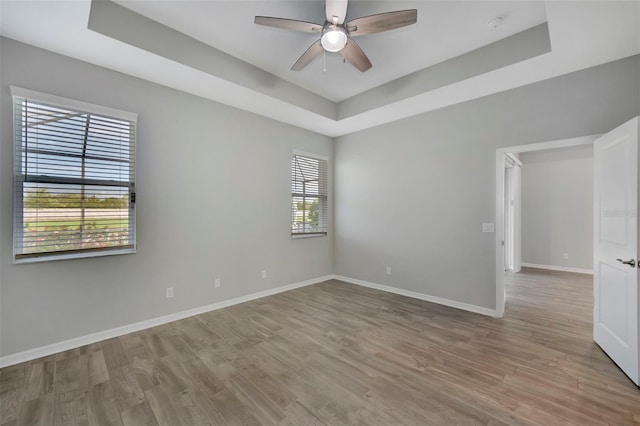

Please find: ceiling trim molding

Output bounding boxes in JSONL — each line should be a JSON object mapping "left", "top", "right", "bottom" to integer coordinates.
{"left": 336, "top": 23, "right": 551, "bottom": 119}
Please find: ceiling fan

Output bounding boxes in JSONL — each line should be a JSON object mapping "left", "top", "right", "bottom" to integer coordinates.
{"left": 254, "top": 0, "right": 417, "bottom": 72}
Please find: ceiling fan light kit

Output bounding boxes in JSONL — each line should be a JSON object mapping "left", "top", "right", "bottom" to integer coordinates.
{"left": 254, "top": 0, "right": 417, "bottom": 72}
{"left": 321, "top": 26, "right": 348, "bottom": 52}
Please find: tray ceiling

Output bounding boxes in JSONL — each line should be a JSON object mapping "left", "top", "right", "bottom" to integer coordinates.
{"left": 1, "top": 1, "right": 638, "bottom": 136}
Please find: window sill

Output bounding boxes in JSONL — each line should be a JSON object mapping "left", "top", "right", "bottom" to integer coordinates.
{"left": 291, "top": 233, "right": 327, "bottom": 239}
{"left": 13, "top": 248, "right": 136, "bottom": 264}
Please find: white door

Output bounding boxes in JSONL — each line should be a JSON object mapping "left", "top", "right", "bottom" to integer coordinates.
{"left": 594, "top": 116, "right": 639, "bottom": 386}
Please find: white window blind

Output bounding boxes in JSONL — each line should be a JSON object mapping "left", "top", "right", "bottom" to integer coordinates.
{"left": 12, "top": 88, "right": 137, "bottom": 261}
{"left": 291, "top": 153, "right": 328, "bottom": 236}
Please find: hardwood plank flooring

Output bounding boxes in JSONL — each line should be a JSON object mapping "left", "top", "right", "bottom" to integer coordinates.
{"left": 2, "top": 267, "right": 639, "bottom": 425}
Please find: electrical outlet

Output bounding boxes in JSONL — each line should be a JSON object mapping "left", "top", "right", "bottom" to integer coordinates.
{"left": 261, "top": 270, "right": 267, "bottom": 279}
{"left": 214, "top": 278, "right": 221, "bottom": 288}
{"left": 166, "top": 287, "right": 174, "bottom": 298}
{"left": 386, "top": 266, "right": 392, "bottom": 275}
{"left": 563, "top": 253, "right": 569, "bottom": 259}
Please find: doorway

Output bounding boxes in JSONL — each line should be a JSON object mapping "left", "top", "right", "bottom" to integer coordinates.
{"left": 494, "top": 134, "right": 601, "bottom": 317}
{"left": 496, "top": 118, "right": 640, "bottom": 386}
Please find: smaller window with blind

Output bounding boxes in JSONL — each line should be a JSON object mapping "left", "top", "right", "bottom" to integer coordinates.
{"left": 11, "top": 87, "right": 137, "bottom": 262}
{"left": 291, "top": 151, "right": 328, "bottom": 237}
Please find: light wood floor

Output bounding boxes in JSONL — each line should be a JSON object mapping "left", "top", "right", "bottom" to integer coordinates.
{"left": 2, "top": 268, "right": 639, "bottom": 425}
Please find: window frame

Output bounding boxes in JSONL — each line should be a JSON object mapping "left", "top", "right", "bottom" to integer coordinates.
{"left": 291, "top": 150, "right": 328, "bottom": 239}
{"left": 11, "top": 86, "right": 138, "bottom": 263}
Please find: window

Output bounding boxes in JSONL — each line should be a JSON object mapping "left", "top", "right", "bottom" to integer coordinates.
{"left": 12, "top": 87, "right": 137, "bottom": 262}
{"left": 291, "top": 152, "right": 328, "bottom": 237}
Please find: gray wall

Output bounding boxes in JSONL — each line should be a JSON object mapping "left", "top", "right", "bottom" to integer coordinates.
{"left": 0, "top": 38, "right": 333, "bottom": 357}
{"left": 520, "top": 146, "right": 594, "bottom": 270}
{"left": 1, "top": 36, "right": 639, "bottom": 358}
{"left": 334, "top": 55, "right": 640, "bottom": 310}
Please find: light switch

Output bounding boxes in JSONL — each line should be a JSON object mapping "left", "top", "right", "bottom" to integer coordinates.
{"left": 482, "top": 223, "right": 495, "bottom": 233}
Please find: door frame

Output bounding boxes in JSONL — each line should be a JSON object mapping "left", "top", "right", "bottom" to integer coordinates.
{"left": 504, "top": 154, "right": 522, "bottom": 272}
{"left": 494, "top": 134, "right": 601, "bottom": 317}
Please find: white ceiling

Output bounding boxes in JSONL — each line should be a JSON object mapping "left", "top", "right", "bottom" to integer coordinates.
{"left": 1, "top": 1, "right": 639, "bottom": 137}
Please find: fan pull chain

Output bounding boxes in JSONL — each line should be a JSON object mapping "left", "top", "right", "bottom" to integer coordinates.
{"left": 323, "top": 50, "right": 326, "bottom": 73}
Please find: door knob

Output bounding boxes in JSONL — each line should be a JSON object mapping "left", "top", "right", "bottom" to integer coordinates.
{"left": 616, "top": 258, "right": 636, "bottom": 268}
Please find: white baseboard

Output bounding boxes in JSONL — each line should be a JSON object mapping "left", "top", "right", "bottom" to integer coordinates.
{"left": 1, "top": 273, "right": 500, "bottom": 367}
{"left": 521, "top": 263, "right": 593, "bottom": 275}
{"left": 0, "top": 275, "right": 332, "bottom": 368}
{"left": 331, "top": 275, "right": 498, "bottom": 317}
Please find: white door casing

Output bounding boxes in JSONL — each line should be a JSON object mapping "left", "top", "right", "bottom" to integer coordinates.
{"left": 495, "top": 135, "right": 598, "bottom": 318}
{"left": 593, "top": 116, "right": 639, "bottom": 386}
{"left": 504, "top": 155, "right": 522, "bottom": 273}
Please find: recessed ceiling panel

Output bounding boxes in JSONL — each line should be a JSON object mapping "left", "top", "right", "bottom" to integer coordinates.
{"left": 114, "top": 0, "right": 548, "bottom": 102}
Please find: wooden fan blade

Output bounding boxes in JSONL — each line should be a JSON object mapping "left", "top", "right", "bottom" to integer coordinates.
{"left": 254, "top": 16, "right": 323, "bottom": 33}
{"left": 292, "top": 40, "right": 324, "bottom": 71}
{"left": 346, "top": 9, "right": 417, "bottom": 36}
{"left": 340, "top": 38, "right": 372, "bottom": 72}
